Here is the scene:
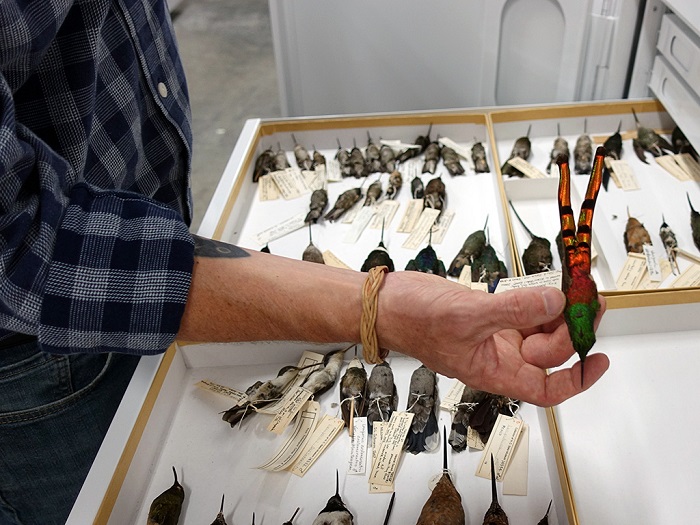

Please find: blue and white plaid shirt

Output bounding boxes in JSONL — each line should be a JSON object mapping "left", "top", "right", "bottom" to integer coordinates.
{"left": 0, "top": 0, "right": 195, "bottom": 354}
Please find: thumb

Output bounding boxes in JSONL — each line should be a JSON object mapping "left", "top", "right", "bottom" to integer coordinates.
{"left": 474, "top": 287, "right": 565, "bottom": 335}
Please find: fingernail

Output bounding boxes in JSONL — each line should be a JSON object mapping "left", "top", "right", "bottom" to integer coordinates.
{"left": 541, "top": 287, "right": 565, "bottom": 316}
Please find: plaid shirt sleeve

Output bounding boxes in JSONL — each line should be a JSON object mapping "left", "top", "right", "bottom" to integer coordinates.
{"left": 0, "top": 0, "right": 196, "bottom": 355}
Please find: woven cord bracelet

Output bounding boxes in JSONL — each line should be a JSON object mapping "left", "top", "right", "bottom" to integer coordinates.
{"left": 360, "top": 265, "right": 389, "bottom": 364}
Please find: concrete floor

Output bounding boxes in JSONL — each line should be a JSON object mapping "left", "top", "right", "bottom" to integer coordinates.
{"left": 172, "top": 0, "right": 281, "bottom": 233}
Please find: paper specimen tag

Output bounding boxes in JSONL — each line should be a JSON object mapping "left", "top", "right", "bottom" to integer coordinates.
{"left": 676, "top": 153, "right": 700, "bottom": 181}
{"left": 343, "top": 206, "right": 377, "bottom": 243}
{"left": 677, "top": 248, "right": 700, "bottom": 265}
{"left": 494, "top": 271, "right": 562, "bottom": 293}
{"left": 195, "top": 380, "right": 247, "bottom": 405}
{"left": 253, "top": 212, "right": 307, "bottom": 246}
{"left": 381, "top": 139, "right": 420, "bottom": 152}
{"left": 258, "top": 174, "right": 281, "bottom": 201}
{"left": 506, "top": 157, "right": 547, "bottom": 179}
{"left": 291, "top": 414, "right": 344, "bottom": 476}
{"left": 471, "top": 282, "right": 489, "bottom": 292}
{"left": 458, "top": 265, "right": 472, "bottom": 287}
{"left": 467, "top": 427, "right": 486, "bottom": 450}
{"left": 369, "top": 200, "right": 401, "bottom": 229}
{"left": 438, "top": 137, "right": 471, "bottom": 160}
{"left": 476, "top": 414, "right": 524, "bottom": 481}
{"left": 341, "top": 202, "right": 362, "bottom": 224}
{"left": 322, "top": 250, "right": 352, "bottom": 269}
{"left": 369, "top": 422, "right": 394, "bottom": 493}
{"left": 369, "top": 412, "right": 414, "bottom": 487}
{"left": 615, "top": 252, "right": 647, "bottom": 290}
{"left": 397, "top": 199, "right": 424, "bottom": 233}
{"left": 257, "top": 400, "right": 320, "bottom": 471}
{"left": 604, "top": 157, "right": 622, "bottom": 188}
{"left": 403, "top": 159, "right": 422, "bottom": 180}
{"left": 503, "top": 423, "right": 529, "bottom": 496}
{"left": 325, "top": 159, "right": 343, "bottom": 182}
{"left": 440, "top": 380, "right": 466, "bottom": 412}
{"left": 429, "top": 210, "right": 455, "bottom": 244}
{"left": 402, "top": 208, "right": 441, "bottom": 249}
{"left": 655, "top": 155, "right": 692, "bottom": 181}
{"left": 642, "top": 244, "right": 662, "bottom": 282}
{"left": 670, "top": 263, "right": 700, "bottom": 287}
{"left": 348, "top": 417, "right": 368, "bottom": 475}
{"left": 304, "top": 169, "right": 326, "bottom": 191}
{"left": 270, "top": 167, "right": 309, "bottom": 200}
{"left": 268, "top": 386, "right": 313, "bottom": 434}
{"left": 608, "top": 160, "right": 640, "bottom": 191}
{"left": 257, "top": 351, "right": 324, "bottom": 414}
{"left": 638, "top": 257, "right": 672, "bottom": 289}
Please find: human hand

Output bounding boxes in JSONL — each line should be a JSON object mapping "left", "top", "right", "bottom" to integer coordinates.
{"left": 376, "top": 271, "right": 609, "bottom": 407}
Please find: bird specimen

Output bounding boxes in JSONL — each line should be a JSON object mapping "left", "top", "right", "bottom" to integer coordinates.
{"left": 312, "top": 471, "right": 353, "bottom": 525}
{"left": 404, "top": 365, "right": 440, "bottom": 454}
{"left": 147, "top": 467, "right": 185, "bottom": 525}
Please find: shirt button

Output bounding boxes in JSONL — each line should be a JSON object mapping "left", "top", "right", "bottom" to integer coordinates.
{"left": 158, "top": 82, "right": 168, "bottom": 97}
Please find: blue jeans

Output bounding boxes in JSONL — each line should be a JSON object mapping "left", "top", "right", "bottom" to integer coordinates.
{"left": 0, "top": 337, "right": 139, "bottom": 525}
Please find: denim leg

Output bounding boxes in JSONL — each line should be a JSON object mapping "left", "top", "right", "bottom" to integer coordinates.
{"left": 0, "top": 340, "right": 139, "bottom": 525}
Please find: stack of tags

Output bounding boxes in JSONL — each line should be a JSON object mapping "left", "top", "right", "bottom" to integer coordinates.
{"left": 655, "top": 153, "right": 700, "bottom": 182}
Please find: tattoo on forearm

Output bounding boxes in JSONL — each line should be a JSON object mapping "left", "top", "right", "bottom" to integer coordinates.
{"left": 193, "top": 235, "right": 250, "bottom": 258}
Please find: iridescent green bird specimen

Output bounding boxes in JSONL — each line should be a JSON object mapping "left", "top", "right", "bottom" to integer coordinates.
{"left": 147, "top": 467, "right": 185, "bottom": 525}
{"left": 557, "top": 148, "right": 604, "bottom": 386}
{"left": 405, "top": 229, "right": 446, "bottom": 276}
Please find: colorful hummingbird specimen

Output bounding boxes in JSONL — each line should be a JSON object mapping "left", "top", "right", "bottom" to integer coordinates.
{"left": 385, "top": 170, "right": 403, "bottom": 200}
{"left": 305, "top": 188, "right": 329, "bottom": 224}
{"left": 574, "top": 120, "right": 594, "bottom": 175}
{"left": 405, "top": 230, "right": 447, "bottom": 276}
{"left": 312, "top": 471, "right": 354, "bottom": 525}
{"left": 508, "top": 201, "right": 553, "bottom": 274}
{"left": 324, "top": 187, "right": 361, "bottom": 221}
{"left": 147, "top": 467, "right": 185, "bottom": 525}
{"left": 292, "top": 134, "right": 313, "bottom": 171}
{"left": 557, "top": 148, "right": 604, "bottom": 385}
{"left": 623, "top": 209, "right": 651, "bottom": 254}
{"left": 546, "top": 124, "right": 570, "bottom": 174}
{"left": 500, "top": 125, "right": 531, "bottom": 177}
{"left": 482, "top": 455, "right": 509, "bottom": 525}
{"left": 447, "top": 218, "right": 488, "bottom": 277}
{"left": 366, "top": 360, "right": 398, "bottom": 433}
{"left": 302, "top": 224, "right": 325, "bottom": 264}
{"left": 339, "top": 355, "right": 368, "bottom": 428}
{"left": 283, "top": 508, "right": 300, "bottom": 525}
{"left": 361, "top": 221, "right": 395, "bottom": 272}
{"left": 448, "top": 385, "right": 488, "bottom": 452}
{"left": 631, "top": 108, "right": 673, "bottom": 163}
{"left": 415, "top": 427, "right": 465, "bottom": 525}
{"left": 396, "top": 124, "right": 432, "bottom": 164}
{"left": 659, "top": 216, "right": 680, "bottom": 274}
{"left": 688, "top": 193, "right": 700, "bottom": 252}
{"left": 404, "top": 365, "right": 440, "bottom": 454}
{"left": 472, "top": 140, "right": 490, "bottom": 173}
{"left": 209, "top": 494, "right": 228, "bottom": 525}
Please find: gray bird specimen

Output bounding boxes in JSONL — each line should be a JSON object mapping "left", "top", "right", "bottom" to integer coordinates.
{"left": 292, "top": 134, "right": 313, "bottom": 171}
{"left": 508, "top": 201, "right": 553, "bottom": 274}
{"left": 147, "top": 467, "right": 185, "bottom": 525}
{"left": 379, "top": 142, "right": 396, "bottom": 173}
{"left": 574, "top": 120, "right": 593, "bottom": 174}
{"left": 312, "top": 471, "right": 354, "bottom": 525}
{"left": 385, "top": 170, "right": 403, "bottom": 200}
{"left": 209, "top": 494, "right": 228, "bottom": 525}
{"left": 688, "top": 193, "right": 700, "bottom": 252}
{"left": 500, "top": 125, "right": 531, "bottom": 177}
{"left": 350, "top": 139, "right": 368, "bottom": 178}
{"left": 305, "top": 188, "right": 329, "bottom": 224}
{"left": 448, "top": 218, "right": 488, "bottom": 277}
{"left": 222, "top": 366, "right": 302, "bottom": 426}
{"left": 441, "top": 145, "right": 465, "bottom": 176}
{"left": 546, "top": 125, "right": 570, "bottom": 174}
{"left": 274, "top": 142, "right": 291, "bottom": 171}
{"left": 301, "top": 348, "right": 348, "bottom": 397}
{"left": 416, "top": 427, "right": 465, "bottom": 525}
{"left": 623, "top": 209, "right": 651, "bottom": 254}
{"left": 396, "top": 124, "right": 432, "bottom": 164}
{"left": 472, "top": 140, "right": 490, "bottom": 173}
{"left": 422, "top": 141, "right": 441, "bottom": 174}
{"left": 363, "top": 178, "right": 383, "bottom": 207}
{"left": 423, "top": 176, "right": 446, "bottom": 217}
{"left": 335, "top": 139, "right": 354, "bottom": 178}
{"left": 366, "top": 132, "right": 383, "bottom": 174}
{"left": 482, "top": 455, "right": 509, "bottom": 525}
{"left": 302, "top": 224, "right": 325, "bottom": 264}
{"left": 411, "top": 176, "right": 425, "bottom": 199}
{"left": 311, "top": 145, "right": 326, "bottom": 169}
{"left": 366, "top": 361, "right": 398, "bottom": 433}
{"left": 404, "top": 365, "right": 440, "bottom": 454}
{"left": 448, "top": 385, "right": 488, "bottom": 452}
{"left": 324, "top": 187, "right": 361, "bottom": 221}
{"left": 339, "top": 356, "right": 368, "bottom": 428}
{"left": 253, "top": 147, "right": 275, "bottom": 182}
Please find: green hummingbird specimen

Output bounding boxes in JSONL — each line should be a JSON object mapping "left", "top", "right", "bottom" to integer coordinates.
{"left": 472, "top": 140, "right": 490, "bottom": 173}
{"left": 631, "top": 108, "right": 673, "bottom": 163}
{"left": 283, "top": 508, "right": 300, "bottom": 525}
{"left": 508, "top": 200, "right": 553, "bottom": 274}
{"left": 500, "top": 124, "right": 531, "bottom": 177}
{"left": 312, "top": 471, "right": 354, "bottom": 525}
{"left": 557, "top": 148, "right": 604, "bottom": 386}
{"left": 482, "top": 455, "right": 509, "bottom": 525}
{"left": 537, "top": 501, "right": 553, "bottom": 525}
{"left": 546, "top": 124, "right": 570, "bottom": 174}
{"left": 687, "top": 193, "right": 700, "bottom": 252}
{"left": 209, "top": 494, "right": 228, "bottom": 525}
{"left": 405, "top": 229, "right": 447, "bottom": 276}
{"left": 415, "top": 427, "right": 465, "bottom": 525}
{"left": 147, "top": 467, "right": 185, "bottom": 525}
{"left": 447, "top": 217, "right": 488, "bottom": 277}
